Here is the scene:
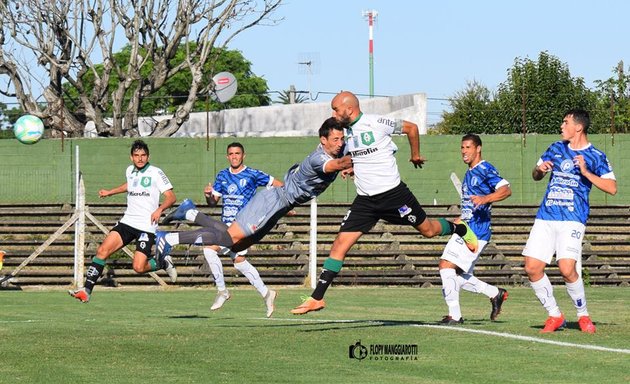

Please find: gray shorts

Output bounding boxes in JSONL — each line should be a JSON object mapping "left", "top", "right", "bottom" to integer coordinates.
{"left": 234, "top": 187, "right": 293, "bottom": 241}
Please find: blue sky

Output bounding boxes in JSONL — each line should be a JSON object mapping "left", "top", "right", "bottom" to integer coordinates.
{"left": 3, "top": 1, "right": 629, "bottom": 126}
{"left": 228, "top": 0, "right": 630, "bottom": 123}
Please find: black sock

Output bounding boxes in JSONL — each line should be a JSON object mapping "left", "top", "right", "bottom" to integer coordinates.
{"left": 312, "top": 269, "right": 338, "bottom": 300}
{"left": 84, "top": 258, "right": 106, "bottom": 294}
{"left": 454, "top": 223, "right": 468, "bottom": 237}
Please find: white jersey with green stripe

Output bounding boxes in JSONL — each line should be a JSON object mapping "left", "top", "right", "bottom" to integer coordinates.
{"left": 120, "top": 164, "right": 173, "bottom": 233}
{"left": 345, "top": 113, "right": 404, "bottom": 196}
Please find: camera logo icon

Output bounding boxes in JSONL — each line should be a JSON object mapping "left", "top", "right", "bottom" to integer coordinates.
{"left": 348, "top": 341, "right": 368, "bottom": 360}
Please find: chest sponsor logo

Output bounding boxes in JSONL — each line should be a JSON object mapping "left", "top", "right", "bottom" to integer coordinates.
{"left": 361, "top": 131, "right": 375, "bottom": 146}
{"left": 140, "top": 176, "right": 152, "bottom": 187}
{"left": 228, "top": 183, "right": 238, "bottom": 194}
{"left": 560, "top": 159, "right": 574, "bottom": 172}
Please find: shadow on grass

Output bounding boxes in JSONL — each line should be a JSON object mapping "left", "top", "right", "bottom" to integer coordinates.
{"left": 210, "top": 318, "right": 499, "bottom": 332}
{"left": 169, "top": 314, "right": 211, "bottom": 319}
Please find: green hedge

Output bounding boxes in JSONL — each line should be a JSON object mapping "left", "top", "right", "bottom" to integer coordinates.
{"left": 0, "top": 134, "right": 625, "bottom": 205}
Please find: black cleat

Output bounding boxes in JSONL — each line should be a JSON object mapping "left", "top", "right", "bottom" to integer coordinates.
{"left": 490, "top": 288, "right": 508, "bottom": 321}
{"left": 439, "top": 315, "right": 464, "bottom": 325}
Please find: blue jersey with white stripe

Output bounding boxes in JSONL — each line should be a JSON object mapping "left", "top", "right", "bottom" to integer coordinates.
{"left": 212, "top": 166, "right": 272, "bottom": 224}
{"left": 460, "top": 161, "right": 507, "bottom": 241}
{"left": 536, "top": 141, "right": 615, "bottom": 224}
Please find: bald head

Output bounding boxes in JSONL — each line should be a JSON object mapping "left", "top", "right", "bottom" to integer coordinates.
{"left": 331, "top": 91, "right": 361, "bottom": 125}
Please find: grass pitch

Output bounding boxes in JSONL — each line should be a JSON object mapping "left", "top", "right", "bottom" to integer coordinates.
{"left": 0, "top": 286, "right": 628, "bottom": 384}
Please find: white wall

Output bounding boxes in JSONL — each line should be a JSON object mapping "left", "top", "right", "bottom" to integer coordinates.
{"left": 137, "top": 93, "right": 427, "bottom": 137}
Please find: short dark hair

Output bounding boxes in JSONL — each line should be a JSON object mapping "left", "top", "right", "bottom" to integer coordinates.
{"left": 565, "top": 108, "right": 590, "bottom": 134}
{"left": 227, "top": 142, "right": 244, "bottom": 153}
{"left": 461, "top": 133, "right": 482, "bottom": 147}
{"left": 130, "top": 140, "right": 149, "bottom": 155}
{"left": 319, "top": 117, "right": 345, "bottom": 138}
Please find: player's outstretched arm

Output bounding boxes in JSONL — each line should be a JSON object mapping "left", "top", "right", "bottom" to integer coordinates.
{"left": 99, "top": 182, "right": 128, "bottom": 198}
{"left": 324, "top": 155, "right": 352, "bottom": 173}
{"left": 402, "top": 121, "right": 425, "bottom": 168}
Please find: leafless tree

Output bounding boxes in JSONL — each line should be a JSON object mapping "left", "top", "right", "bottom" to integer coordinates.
{"left": 0, "top": 0, "right": 282, "bottom": 137}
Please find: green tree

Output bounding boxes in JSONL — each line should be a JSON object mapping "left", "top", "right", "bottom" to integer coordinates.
{"left": 435, "top": 80, "right": 495, "bottom": 134}
{"left": 0, "top": 1, "right": 282, "bottom": 137}
{"left": 493, "top": 51, "right": 597, "bottom": 134}
{"left": 440, "top": 51, "right": 599, "bottom": 134}
{"left": 594, "top": 61, "right": 630, "bottom": 133}
{"left": 64, "top": 46, "right": 270, "bottom": 117}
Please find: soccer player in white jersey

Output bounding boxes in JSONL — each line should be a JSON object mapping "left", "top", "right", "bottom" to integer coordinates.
{"left": 69, "top": 140, "right": 176, "bottom": 303}
{"left": 292, "top": 91, "right": 479, "bottom": 315}
{"left": 439, "top": 134, "right": 511, "bottom": 325}
{"left": 523, "top": 109, "right": 616, "bottom": 333}
{"left": 164, "top": 142, "right": 284, "bottom": 313}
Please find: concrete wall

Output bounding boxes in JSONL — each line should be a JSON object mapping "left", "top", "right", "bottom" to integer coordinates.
{"left": 137, "top": 93, "right": 428, "bottom": 137}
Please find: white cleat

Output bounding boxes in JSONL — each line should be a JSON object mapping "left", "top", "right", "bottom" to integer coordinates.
{"left": 210, "top": 289, "right": 231, "bottom": 311}
{"left": 164, "top": 255, "right": 178, "bottom": 283}
{"left": 264, "top": 290, "right": 277, "bottom": 318}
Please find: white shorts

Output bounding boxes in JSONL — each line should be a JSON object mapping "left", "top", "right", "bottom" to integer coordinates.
{"left": 522, "top": 219, "right": 585, "bottom": 264}
{"left": 440, "top": 235, "right": 488, "bottom": 274}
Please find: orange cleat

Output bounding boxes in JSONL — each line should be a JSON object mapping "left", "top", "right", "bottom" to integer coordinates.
{"left": 578, "top": 316, "right": 596, "bottom": 334}
{"left": 540, "top": 314, "right": 566, "bottom": 333}
{"left": 291, "top": 297, "right": 325, "bottom": 315}
{"left": 68, "top": 288, "right": 90, "bottom": 303}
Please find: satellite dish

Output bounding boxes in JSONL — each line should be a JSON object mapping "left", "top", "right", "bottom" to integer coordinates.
{"left": 210, "top": 72, "right": 238, "bottom": 103}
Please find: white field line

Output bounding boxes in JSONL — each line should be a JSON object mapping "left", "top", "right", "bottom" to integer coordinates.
{"left": 258, "top": 317, "right": 630, "bottom": 355}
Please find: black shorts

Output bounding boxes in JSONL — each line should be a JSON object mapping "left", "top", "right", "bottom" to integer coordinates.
{"left": 339, "top": 182, "right": 427, "bottom": 233}
{"left": 111, "top": 222, "right": 155, "bottom": 258}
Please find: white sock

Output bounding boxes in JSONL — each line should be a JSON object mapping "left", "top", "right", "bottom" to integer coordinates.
{"left": 234, "top": 260, "right": 268, "bottom": 297}
{"left": 565, "top": 279, "right": 589, "bottom": 317}
{"left": 439, "top": 268, "right": 462, "bottom": 320}
{"left": 165, "top": 232, "right": 180, "bottom": 245}
{"left": 203, "top": 248, "right": 226, "bottom": 291}
{"left": 530, "top": 274, "right": 562, "bottom": 317}
{"left": 185, "top": 209, "right": 198, "bottom": 221}
{"left": 458, "top": 273, "right": 499, "bottom": 299}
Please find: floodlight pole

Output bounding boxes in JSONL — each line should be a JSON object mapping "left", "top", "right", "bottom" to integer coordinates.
{"left": 363, "top": 10, "right": 378, "bottom": 97}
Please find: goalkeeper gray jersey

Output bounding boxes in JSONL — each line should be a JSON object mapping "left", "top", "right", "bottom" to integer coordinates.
{"left": 283, "top": 144, "right": 339, "bottom": 205}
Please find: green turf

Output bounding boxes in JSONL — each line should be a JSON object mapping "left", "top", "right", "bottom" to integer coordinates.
{"left": 0, "top": 287, "right": 628, "bottom": 384}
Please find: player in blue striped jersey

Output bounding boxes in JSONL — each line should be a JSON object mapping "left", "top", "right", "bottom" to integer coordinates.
{"left": 439, "top": 134, "right": 512, "bottom": 325}
{"left": 523, "top": 109, "right": 617, "bottom": 333}
{"left": 201, "top": 142, "right": 283, "bottom": 313}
